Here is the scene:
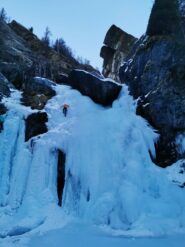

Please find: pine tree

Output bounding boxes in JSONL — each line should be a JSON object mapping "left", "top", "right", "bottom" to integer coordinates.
{"left": 42, "top": 27, "right": 51, "bottom": 47}
{"left": 0, "top": 8, "right": 8, "bottom": 22}
{"left": 53, "top": 38, "right": 66, "bottom": 54}
{"left": 146, "top": 0, "right": 181, "bottom": 36}
{"left": 53, "top": 38, "right": 73, "bottom": 58}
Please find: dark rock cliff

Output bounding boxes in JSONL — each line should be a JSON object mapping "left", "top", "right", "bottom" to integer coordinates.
{"left": 120, "top": 0, "right": 185, "bottom": 167}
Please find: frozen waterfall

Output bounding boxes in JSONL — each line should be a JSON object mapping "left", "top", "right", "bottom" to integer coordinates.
{"left": 0, "top": 84, "right": 185, "bottom": 238}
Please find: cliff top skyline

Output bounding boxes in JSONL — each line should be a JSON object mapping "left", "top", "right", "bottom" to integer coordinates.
{"left": 0, "top": 0, "right": 152, "bottom": 69}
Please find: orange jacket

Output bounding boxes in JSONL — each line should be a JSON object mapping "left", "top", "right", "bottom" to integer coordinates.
{"left": 63, "top": 104, "right": 69, "bottom": 108}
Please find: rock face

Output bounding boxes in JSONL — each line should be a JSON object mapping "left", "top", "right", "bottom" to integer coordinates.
{"left": 0, "top": 72, "right": 12, "bottom": 116}
{"left": 0, "top": 19, "right": 98, "bottom": 89}
{"left": 120, "top": 0, "right": 185, "bottom": 167}
{"left": 146, "top": 0, "right": 182, "bottom": 37}
{"left": 22, "top": 77, "right": 56, "bottom": 110}
{"left": 100, "top": 25, "right": 137, "bottom": 81}
{"left": 68, "top": 70, "right": 122, "bottom": 106}
{"left": 0, "top": 19, "right": 34, "bottom": 88}
{"left": 0, "top": 72, "right": 11, "bottom": 100}
{"left": 25, "top": 112, "right": 48, "bottom": 142}
{"left": 178, "top": 0, "right": 185, "bottom": 34}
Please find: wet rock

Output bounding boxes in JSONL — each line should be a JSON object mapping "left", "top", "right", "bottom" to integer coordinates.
{"left": 68, "top": 69, "right": 122, "bottom": 106}
{"left": 146, "top": 0, "right": 182, "bottom": 38}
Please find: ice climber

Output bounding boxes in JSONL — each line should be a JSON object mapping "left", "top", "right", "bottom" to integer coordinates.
{"left": 63, "top": 103, "right": 69, "bottom": 117}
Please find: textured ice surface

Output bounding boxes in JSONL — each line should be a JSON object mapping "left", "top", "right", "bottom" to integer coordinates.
{"left": 0, "top": 85, "right": 185, "bottom": 244}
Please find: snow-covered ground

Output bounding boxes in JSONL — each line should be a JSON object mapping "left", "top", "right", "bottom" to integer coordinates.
{"left": 0, "top": 84, "right": 185, "bottom": 246}
{"left": 1, "top": 221, "right": 185, "bottom": 247}
{"left": 27, "top": 224, "right": 185, "bottom": 247}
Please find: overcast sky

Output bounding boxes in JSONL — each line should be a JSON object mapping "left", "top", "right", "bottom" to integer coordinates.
{"left": 0, "top": 0, "right": 153, "bottom": 69}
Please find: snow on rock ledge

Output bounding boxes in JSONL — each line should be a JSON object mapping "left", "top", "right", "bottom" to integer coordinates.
{"left": 68, "top": 69, "right": 122, "bottom": 106}
{"left": 22, "top": 77, "right": 56, "bottom": 110}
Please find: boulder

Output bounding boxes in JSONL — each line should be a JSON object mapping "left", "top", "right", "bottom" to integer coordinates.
{"left": 25, "top": 112, "right": 48, "bottom": 142}
{"left": 68, "top": 70, "right": 122, "bottom": 106}
{"left": 22, "top": 77, "right": 56, "bottom": 110}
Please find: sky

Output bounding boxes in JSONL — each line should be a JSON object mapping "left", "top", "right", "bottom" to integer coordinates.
{"left": 0, "top": 0, "right": 153, "bottom": 69}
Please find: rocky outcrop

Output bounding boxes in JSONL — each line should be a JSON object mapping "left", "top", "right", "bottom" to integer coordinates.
{"left": 25, "top": 112, "right": 48, "bottom": 142}
{"left": 22, "top": 77, "right": 56, "bottom": 110}
{"left": 120, "top": 0, "right": 185, "bottom": 167}
{"left": 100, "top": 25, "right": 137, "bottom": 81}
{"left": 68, "top": 70, "right": 122, "bottom": 106}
